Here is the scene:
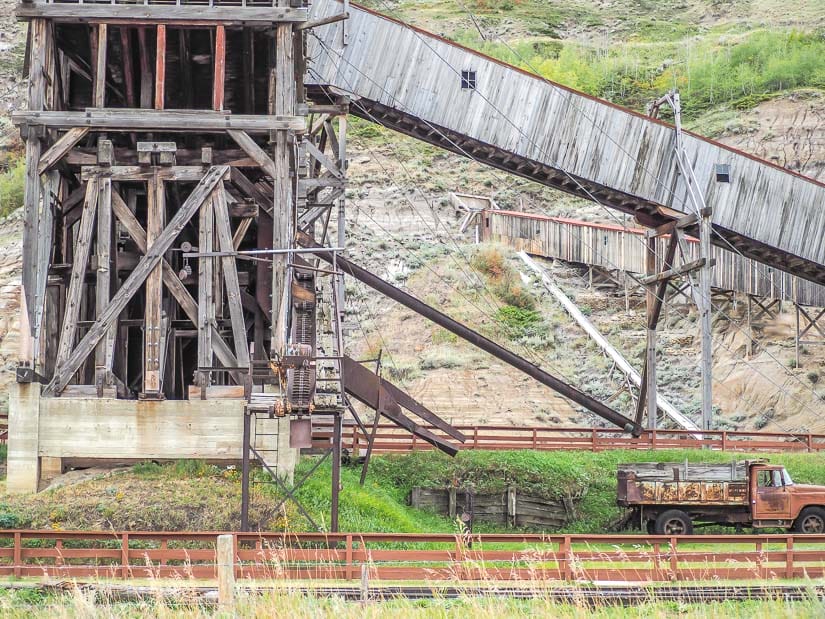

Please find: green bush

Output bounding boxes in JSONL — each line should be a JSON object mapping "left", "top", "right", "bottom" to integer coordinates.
{"left": 495, "top": 305, "right": 542, "bottom": 338}
{"left": 0, "top": 158, "right": 25, "bottom": 218}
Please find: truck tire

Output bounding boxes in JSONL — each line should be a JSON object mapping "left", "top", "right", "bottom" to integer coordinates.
{"left": 646, "top": 520, "right": 656, "bottom": 535}
{"left": 793, "top": 507, "right": 825, "bottom": 534}
{"left": 654, "top": 509, "right": 693, "bottom": 535}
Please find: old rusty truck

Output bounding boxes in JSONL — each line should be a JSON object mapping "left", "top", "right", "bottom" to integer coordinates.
{"left": 617, "top": 460, "right": 825, "bottom": 535}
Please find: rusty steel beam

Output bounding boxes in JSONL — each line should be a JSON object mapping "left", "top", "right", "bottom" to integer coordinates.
{"left": 297, "top": 232, "right": 643, "bottom": 436}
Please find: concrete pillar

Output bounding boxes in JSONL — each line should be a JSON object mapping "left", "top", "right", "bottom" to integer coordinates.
{"left": 40, "top": 456, "right": 64, "bottom": 485}
{"left": 6, "top": 382, "right": 41, "bottom": 493}
{"left": 275, "top": 416, "right": 297, "bottom": 486}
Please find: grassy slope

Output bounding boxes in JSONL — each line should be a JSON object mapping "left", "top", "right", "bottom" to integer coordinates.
{"left": 4, "top": 449, "right": 825, "bottom": 534}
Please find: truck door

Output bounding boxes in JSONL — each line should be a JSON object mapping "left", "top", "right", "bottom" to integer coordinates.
{"left": 751, "top": 467, "right": 791, "bottom": 520}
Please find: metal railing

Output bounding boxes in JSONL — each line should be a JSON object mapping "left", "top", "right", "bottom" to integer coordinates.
{"left": 0, "top": 529, "right": 823, "bottom": 582}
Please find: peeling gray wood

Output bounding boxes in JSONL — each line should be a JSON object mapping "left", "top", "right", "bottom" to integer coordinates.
{"left": 14, "top": 110, "right": 305, "bottom": 132}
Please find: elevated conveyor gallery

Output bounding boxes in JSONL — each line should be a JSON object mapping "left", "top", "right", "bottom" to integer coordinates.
{"left": 306, "top": 0, "right": 825, "bottom": 286}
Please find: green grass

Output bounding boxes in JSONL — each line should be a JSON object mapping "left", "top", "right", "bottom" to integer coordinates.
{"left": 0, "top": 158, "right": 24, "bottom": 218}
{"left": 3, "top": 449, "right": 825, "bottom": 535}
{"left": 1, "top": 587, "right": 825, "bottom": 617}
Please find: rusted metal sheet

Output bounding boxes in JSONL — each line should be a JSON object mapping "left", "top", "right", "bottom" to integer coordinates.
{"left": 624, "top": 479, "right": 749, "bottom": 506}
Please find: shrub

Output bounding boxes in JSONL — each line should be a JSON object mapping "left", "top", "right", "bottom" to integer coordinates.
{"left": 496, "top": 305, "right": 542, "bottom": 338}
{"left": 0, "top": 158, "right": 25, "bottom": 218}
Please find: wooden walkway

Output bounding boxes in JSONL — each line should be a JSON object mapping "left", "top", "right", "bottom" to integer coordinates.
{"left": 484, "top": 209, "right": 825, "bottom": 307}
{"left": 313, "top": 424, "right": 825, "bottom": 454}
{"left": 307, "top": 0, "right": 825, "bottom": 287}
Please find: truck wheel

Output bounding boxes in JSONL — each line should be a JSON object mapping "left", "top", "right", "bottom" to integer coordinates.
{"left": 654, "top": 510, "right": 693, "bottom": 535}
{"left": 793, "top": 507, "right": 825, "bottom": 534}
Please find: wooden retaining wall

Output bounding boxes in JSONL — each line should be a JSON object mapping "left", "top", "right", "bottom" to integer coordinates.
{"left": 410, "top": 486, "right": 575, "bottom": 528}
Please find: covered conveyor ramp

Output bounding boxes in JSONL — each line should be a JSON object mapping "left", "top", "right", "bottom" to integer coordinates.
{"left": 306, "top": 0, "right": 825, "bottom": 286}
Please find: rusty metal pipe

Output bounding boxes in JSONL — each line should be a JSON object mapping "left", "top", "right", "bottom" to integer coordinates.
{"left": 298, "top": 233, "right": 643, "bottom": 436}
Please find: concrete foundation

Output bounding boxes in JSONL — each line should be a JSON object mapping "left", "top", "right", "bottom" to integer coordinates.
{"left": 6, "top": 383, "right": 298, "bottom": 493}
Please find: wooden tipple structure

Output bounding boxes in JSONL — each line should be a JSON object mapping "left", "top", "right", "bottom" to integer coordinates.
{"left": 11, "top": 0, "right": 825, "bottom": 528}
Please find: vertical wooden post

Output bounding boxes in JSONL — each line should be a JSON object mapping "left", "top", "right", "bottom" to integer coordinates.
{"left": 144, "top": 172, "right": 163, "bottom": 395}
{"left": 21, "top": 18, "right": 48, "bottom": 365}
{"left": 269, "top": 21, "right": 296, "bottom": 355}
{"left": 559, "top": 535, "right": 572, "bottom": 580}
{"left": 645, "top": 235, "right": 657, "bottom": 431}
{"left": 137, "top": 27, "right": 153, "bottom": 108}
{"left": 345, "top": 534, "right": 353, "bottom": 580}
{"left": 217, "top": 534, "right": 235, "bottom": 609}
{"left": 198, "top": 195, "right": 214, "bottom": 392}
{"left": 120, "top": 533, "right": 129, "bottom": 578}
{"left": 154, "top": 25, "right": 166, "bottom": 110}
{"left": 95, "top": 172, "right": 114, "bottom": 392}
{"left": 13, "top": 531, "right": 21, "bottom": 578}
{"left": 786, "top": 537, "right": 795, "bottom": 579}
{"left": 93, "top": 23, "right": 108, "bottom": 108}
{"left": 213, "top": 24, "right": 226, "bottom": 111}
{"left": 120, "top": 27, "right": 136, "bottom": 108}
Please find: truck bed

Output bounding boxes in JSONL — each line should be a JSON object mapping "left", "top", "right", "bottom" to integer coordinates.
{"left": 617, "top": 462, "right": 750, "bottom": 507}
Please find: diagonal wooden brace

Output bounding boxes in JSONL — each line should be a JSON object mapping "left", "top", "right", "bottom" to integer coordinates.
{"left": 46, "top": 166, "right": 230, "bottom": 395}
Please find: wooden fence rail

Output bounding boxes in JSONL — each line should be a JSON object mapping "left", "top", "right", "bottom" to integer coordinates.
{"left": 0, "top": 530, "right": 823, "bottom": 582}
{"left": 312, "top": 424, "right": 825, "bottom": 455}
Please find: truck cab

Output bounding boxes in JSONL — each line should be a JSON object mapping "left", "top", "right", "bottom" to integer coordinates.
{"left": 749, "top": 463, "right": 825, "bottom": 533}
{"left": 617, "top": 460, "right": 825, "bottom": 534}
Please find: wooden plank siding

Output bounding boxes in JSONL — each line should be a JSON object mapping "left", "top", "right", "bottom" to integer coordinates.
{"left": 307, "top": 0, "right": 825, "bottom": 287}
{"left": 484, "top": 210, "right": 825, "bottom": 307}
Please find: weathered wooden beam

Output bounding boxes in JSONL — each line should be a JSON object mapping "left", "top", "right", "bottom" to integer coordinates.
{"left": 95, "top": 175, "right": 115, "bottom": 391}
{"left": 38, "top": 127, "right": 89, "bottom": 175}
{"left": 55, "top": 178, "right": 99, "bottom": 377}
{"left": 110, "top": 189, "right": 241, "bottom": 376}
{"left": 229, "top": 168, "right": 273, "bottom": 217}
{"left": 305, "top": 139, "right": 343, "bottom": 180}
{"left": 212, "top": 24, "right": 226, "bottom": 112}
{"left": 641, "top": 258, "right": 715, "bottom": 286}
{"left": 16, "top": 5, "right": 309, "bottom": 24}
{"left": 21, "top": 18, "right": 48, "bottom": 347}
{"left": 226, "top": 129, "right": 277, "bottom": 178}
{"left": 144, "top": 171, "right": 164, "bottom": 394}
{"left": 295, "top": 11, "right": 349, "bottom": 31}
{"left": 137, "top": 27, "right": 152, "bottom": 108}
{"left": 93, "top": 23, "right": 108, "bottom": 108}
{"left": 46, "top": 166, "right": 229, "bottom": 395}
{"left": 82, "top": 166, "right": 208, "bottom": 182}
{"left": 270, "top": 22, "right": 296, "bottom": 355}
{"left": 154, "top": 25, "right": 165, "bottom": 110}
{"left": 213, "top": 188, "right": 250, "bottom": 367}
{"left": 198, "top": 195, "right": 214, "bottom": 388}
{"left": 14, "top": 110, "right": 306, "bottom": 132}
{"left": 232, "top": 218, "right": 253, "bottom": 250}
{"left": 120, "top": 27, "right": 136, "bottom": 108}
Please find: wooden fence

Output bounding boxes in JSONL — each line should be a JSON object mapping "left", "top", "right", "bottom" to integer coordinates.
{"left": 0, "top": 530, "right": 823, "bottom": 582}
{"left": 313, "top": 424, "right": 825, "bottom": 455}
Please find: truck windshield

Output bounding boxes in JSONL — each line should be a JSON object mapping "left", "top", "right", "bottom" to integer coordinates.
{"left": 782, "top": 469, "right": 794, "bottom": 486}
